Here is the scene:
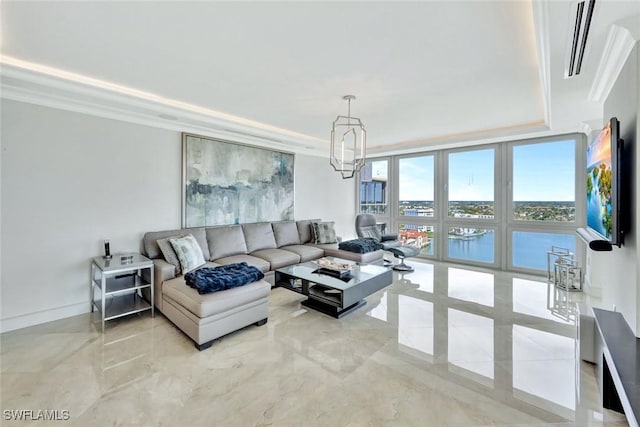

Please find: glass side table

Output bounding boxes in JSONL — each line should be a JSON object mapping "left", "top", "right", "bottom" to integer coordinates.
{"left": 91, "top": 253, "right": 154, "bottom": 332}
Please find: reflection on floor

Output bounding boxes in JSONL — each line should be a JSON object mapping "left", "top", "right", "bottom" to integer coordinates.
{"left": 1, "top": 260, "right": 629, "bottom": 426}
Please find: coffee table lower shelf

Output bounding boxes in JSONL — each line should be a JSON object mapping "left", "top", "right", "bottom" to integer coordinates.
{"left": 301, "top": 298, "right": 367, "bottom": 319}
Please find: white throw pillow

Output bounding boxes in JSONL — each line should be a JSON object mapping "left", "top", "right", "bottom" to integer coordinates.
{"left": 169, "top": 234, "right": 206, "bottom": 274}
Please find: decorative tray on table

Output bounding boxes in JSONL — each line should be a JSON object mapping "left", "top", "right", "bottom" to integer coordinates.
{"left": 311, "top": 258, "right": 355, "bottom": 279}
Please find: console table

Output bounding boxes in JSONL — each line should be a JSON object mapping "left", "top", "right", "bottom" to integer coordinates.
{"left": 593, "top": 308, "right": 639, "bottom": 427}
{"left": 91, "top": 253, "right": 154, "bottom": 332}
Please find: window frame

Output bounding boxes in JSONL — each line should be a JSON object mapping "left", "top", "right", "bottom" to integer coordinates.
{"left": 394, "top": 153, "right": 438, "bottom": 259}
{"left": 357, "top": 156, "right": 392, "bottom": 234}
{"left": 356, "top": 133, "right": 585, "bottom": 273}
{"left": 506, "top": 134, "right": 585, "bottom": 273}
{"left": 442, "top": 144, "right": 500, "bottom": 268}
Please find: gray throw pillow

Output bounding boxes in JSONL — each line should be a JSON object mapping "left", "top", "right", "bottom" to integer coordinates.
{"left": 157, "top": 236, "right": 182, "bottom": 275}
{"left": 312, "top": 221, "right": 337, "bottom": 244}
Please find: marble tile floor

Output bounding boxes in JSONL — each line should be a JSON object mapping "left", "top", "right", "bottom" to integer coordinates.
{"left": 1, "top": 260, "right": 629, "bottom": 427}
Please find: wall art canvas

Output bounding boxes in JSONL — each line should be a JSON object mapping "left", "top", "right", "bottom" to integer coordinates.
{"left": 183, "top": 134, "right": 294, "bottom": 227}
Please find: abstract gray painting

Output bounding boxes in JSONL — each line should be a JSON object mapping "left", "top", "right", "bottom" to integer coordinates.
{"left": 183, "top": 134, "right": 294, "bottom": 227}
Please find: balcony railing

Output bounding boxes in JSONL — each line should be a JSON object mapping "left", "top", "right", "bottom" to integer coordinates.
{"left": 359, "top": 203, "right": 387, "bottom": 215}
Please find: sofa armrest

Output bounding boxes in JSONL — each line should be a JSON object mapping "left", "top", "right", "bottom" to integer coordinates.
{"left": 148, "top": 258, "right": 176, "bottom": 312}
{"left": 381, "top": 234, "right": 398, "bottom": 242}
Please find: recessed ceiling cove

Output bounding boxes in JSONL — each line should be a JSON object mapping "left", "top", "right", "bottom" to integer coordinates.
{"left": 2, "top": 1, "right": 638, "bottom": 154}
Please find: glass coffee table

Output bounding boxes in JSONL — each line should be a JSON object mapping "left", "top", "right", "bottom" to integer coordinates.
{"left": 275, "top": 258, "right": 392, "bottom": 318}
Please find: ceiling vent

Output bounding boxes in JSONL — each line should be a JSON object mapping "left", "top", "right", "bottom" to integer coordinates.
{"left": 565, "top": 0, "right": 596, "bottom": 78}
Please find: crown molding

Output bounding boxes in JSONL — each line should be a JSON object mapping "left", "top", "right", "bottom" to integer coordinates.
{"left": 588, "top": 18, "right": 639, "bottom": 103}
{"left": 0, "top": 57, "right": 327, "bottom": 157}
{"left": 532, "top": 0, "right": 552, "bottom": 128}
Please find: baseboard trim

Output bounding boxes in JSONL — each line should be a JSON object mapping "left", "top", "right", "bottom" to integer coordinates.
{"left": 0, "top": 302, "right": 90, "bottom": 333}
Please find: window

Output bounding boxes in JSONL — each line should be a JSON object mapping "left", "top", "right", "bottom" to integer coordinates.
{"left": 509, "top": 138, "right": 580, "bottom": 272}
{"left": 398, "top": 223, "right": 435, "bottom": 256}
{"left": 447, "top": 227, "right": 495, "bottom": 264}
{"left": 398, "top": 155, "right": 435, "bottom": 217}
{"left": 359, "top": 160, "right": 389, "bottom": 214}
{"left": 448, "top": 149, "right": 495, "bottom": 219}
{"left": 512, "top": 140, "right": 575, "bottom": 222}
{"left": 362, "top": 133, "right": 582, "bottom": 271}
{"left": 512, "top": 231, "right": 576, "bottom": 271}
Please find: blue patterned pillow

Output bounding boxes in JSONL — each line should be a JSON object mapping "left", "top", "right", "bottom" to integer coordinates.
{"left": 169, "top": 234, "right": 206, "bottom": 274}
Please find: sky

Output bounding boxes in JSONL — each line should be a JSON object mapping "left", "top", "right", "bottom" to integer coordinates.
{"left": 386, "top": 139, "right": 575, "bottom": 202}
{"left": 448, "top": 149, "right": 494, "bottom": 201}
{"left": 513, "top": 140, "right": 575, "bottom": 201}
{"left": 398, "top": 156, "right": 434, "bottom": 201}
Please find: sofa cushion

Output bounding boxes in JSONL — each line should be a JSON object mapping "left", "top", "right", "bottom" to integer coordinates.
{"left": 143, "top": 227, "right": 210, "bottom": 261}
{"left": 280, "top": 245, "right": 324, "bottom": 262}
{"left": 306, "top": 242, "right": 339, "bottom": 251}
{"left": 169, "top": 234, "right": 206, "bottom": 274}
{"left": 272, "top": 222, "right": 301, "bottom": 247}
{"left": 323, "top": 248, "right": 384, "bottom": 263}
{"left": 206, "top": 226, "right": 248, "bottom": 260}
{"left": 213, "top": 254, "right": 271, "bottom": 273}
{"left": 251, "top": 248, "right": 300, "bottom": 269}
{"left": 296, "top": 219, "right": 321, "bottom": 244}
{"left": 163, "top": 277, "right": 271, "bottom": 318}
{"left": 157, "top": 236, "right": 183, "bottom": 275}
{"left": 242, "top": 223, "right": 277, "bottom": 253}
{"left": 311, "top": 221, "right": 338, "bottom": 244}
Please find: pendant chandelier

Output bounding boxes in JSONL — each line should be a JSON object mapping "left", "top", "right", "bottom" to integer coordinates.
{"left": 330, "top": 95, "right": 367, "bottom": 179}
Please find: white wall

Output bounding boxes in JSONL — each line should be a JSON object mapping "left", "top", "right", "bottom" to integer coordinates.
{"left": 294, "top": 155, "right": 357, "bottom": 241}
{"left": 0, "top": 100, "right": 355, "bottom": 332}
{"left": 596, "top": 43, "right": 639, "bottom": 336}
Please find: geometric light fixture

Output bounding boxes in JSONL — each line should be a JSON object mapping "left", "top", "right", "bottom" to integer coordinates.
{"left": 330, "top": 95, "right": 367, "bottom": 179}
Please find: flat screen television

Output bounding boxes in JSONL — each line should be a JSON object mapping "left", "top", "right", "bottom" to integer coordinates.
{"left": 586, "top": 117, "right": 623, "bottom": 247}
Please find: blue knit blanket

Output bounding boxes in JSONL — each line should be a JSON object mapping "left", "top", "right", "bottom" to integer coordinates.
{"left": 338, "top": 238, "right": 383, "bottom": 254}
{"left": 184, "top": 262, "right": 264, "bottom": 294}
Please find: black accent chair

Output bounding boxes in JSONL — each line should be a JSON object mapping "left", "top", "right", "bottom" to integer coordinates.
{"left": 355, "top": 214, "right": 420, "bottom": 272}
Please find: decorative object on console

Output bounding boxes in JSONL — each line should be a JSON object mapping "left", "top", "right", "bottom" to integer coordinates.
{"left": 546, "top": 246, "right": 582, "bottom": 291}
{"left": 103, "top": 239, "right": 111, "bottom": 259}
{"left": 330, "top": 95, "right": 367, "bottom": 179}
{"left": 169, "top": 234, "right": 206, "bottom": 273}
{"left": 183, "top": 133, "right": 294, "bottom": 227}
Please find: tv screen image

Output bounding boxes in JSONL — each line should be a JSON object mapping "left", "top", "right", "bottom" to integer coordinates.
{"left": 586, "top": 120, "right": 615, "bottom": 241}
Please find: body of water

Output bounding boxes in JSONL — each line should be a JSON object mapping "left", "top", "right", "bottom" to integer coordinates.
{"left": 425, "top": 231, "right": 576, "bottom": 270}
